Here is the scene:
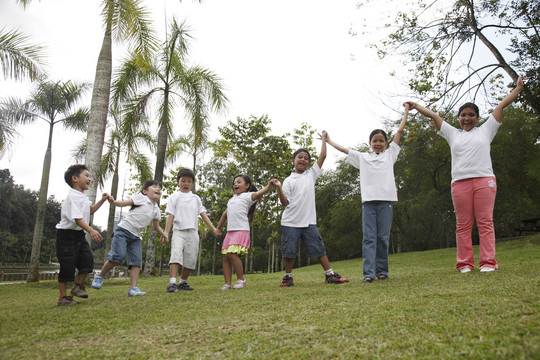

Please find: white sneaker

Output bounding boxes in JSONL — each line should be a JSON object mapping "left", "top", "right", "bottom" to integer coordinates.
{"left": 459, "top": 267, "right": 472, "bottom": 273}
{"left": 220, "top": 284, "right": 232, "bottom": 291}
{"left": 480, "top": 266, "right": 496, "bottom": 272}
{"left": 232, "top": 279, "right": 247, "bottom": 289}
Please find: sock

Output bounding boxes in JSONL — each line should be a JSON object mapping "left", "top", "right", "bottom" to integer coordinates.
{"left": 324, "top": 269, "right": 334, "bottom": 276}
{"left": 169, "top": 277, "right": 176, "bottom": 284}
{"left": 286, "top": 273, "right": 292, "bottom": 277}
{"left": 179, "top": 279, "right": 187, "bottom": 284}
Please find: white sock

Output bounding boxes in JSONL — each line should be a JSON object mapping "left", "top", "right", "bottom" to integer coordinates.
{"left": 325, "top": 269, "right": 334, "bottom": 276}
{"left": 286, "top": 273, "right": 292, "bottom": 277}
{"left": 169, "top": 277, "right": 176, "bottom": 284}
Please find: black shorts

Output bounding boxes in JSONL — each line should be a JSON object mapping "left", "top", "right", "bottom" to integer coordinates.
{"left": 56, "top": 229, "right": 94, "bottom": 283}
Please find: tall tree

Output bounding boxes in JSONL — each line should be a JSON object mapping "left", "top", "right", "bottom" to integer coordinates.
{"left": 113, "top": 18, "right": 228, "bottom": 274}
{"left": 358, "top": 0, "right": 539, "bottom": 115}
{"left": 0, "top": 79, "right": 89, "bottom": 282}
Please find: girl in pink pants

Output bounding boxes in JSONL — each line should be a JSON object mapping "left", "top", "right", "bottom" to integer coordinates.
{"left": 404, "top": 76, "right": 525, "bottom": 273}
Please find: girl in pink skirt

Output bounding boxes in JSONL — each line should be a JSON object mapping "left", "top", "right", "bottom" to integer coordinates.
{"left": 216, "top": 175, "right": 276, "bottom": 290}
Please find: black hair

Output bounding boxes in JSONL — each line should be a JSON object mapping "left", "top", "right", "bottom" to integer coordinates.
{"left": 64, "top": 164, "right": 88, "bottom": 187}
{"left": 130, "top": 180, "right": 162, "bottom": 211}
{"left": 233, "top": 174, "right": 258, "bottom": 224}
{"left": 458, "top": 102, "right": 479, "bottom": 117}
{"left": 369, "top": 129, "right": 388, "bottom": 142}
{"left": 177, "top": 168, "right": 195, "bottom": 182}
{"left": 292, "top": 148, "right": 311, "bottom": 162}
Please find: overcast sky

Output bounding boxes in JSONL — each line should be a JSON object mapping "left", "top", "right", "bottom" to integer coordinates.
{"left": 0, "top": 0, "right": 410, "bottom": 227}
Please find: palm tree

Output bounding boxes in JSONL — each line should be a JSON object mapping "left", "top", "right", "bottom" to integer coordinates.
{"left": 74, "top": 106, "right": 154, "bottom": 258}
{"left": 0, "top": 79, "right": 89, "bottom": 282}
{"left": 112, "top": 18, "right": 228, "bottom": 274}
{"left": 0, "top": 27, "right": 46, "bottom": 155}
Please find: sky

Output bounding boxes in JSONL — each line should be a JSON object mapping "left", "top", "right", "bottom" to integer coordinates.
{"left": 0, "top": 0, "right": 410, "bottom": 227}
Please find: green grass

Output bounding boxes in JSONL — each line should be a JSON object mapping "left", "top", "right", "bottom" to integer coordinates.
{"left": 1, "top": 236, "right": 539, "bottom": 359}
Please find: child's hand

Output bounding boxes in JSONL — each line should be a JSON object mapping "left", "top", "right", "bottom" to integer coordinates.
{"left": 517, "top": 75, "right": 525, "bottom": 90}
{"left": 160, "top": 234, "right": 169, "bottom": 244}
{"left": 101, "top": 193, "right": 110, "bottom": 201}
{"left": 90, "top": 229, "right": 103, "bottom": 243}
{"left": 267, "top": 179, "right": 276, "bottom": 188}
{"left": 403, "top": 103, "right": 410, "bottom": 111}
{"left": 212, "top": 228, "right": 220, "bottom": 237}
{"left": 270, "top": 179, "right": 282, "bottom": 188}
{"left": 317, "top": 130, "right": 328, "bottom": 141}
{"left": 107, "top": 195, "right": 115, "bottom": 204}
{"left": 403, "top": 101, "right": 416, "bottom": 110}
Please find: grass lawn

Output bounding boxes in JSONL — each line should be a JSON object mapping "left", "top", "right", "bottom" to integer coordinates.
{"left": 1, "top": 236, "right": 538, "bottom": 359}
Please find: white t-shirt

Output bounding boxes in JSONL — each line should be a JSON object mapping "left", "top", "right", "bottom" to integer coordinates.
{"left": 347, "top": 142, "right": 401, "bottom": 202}
{"left": 118, "top": 192, "right": 161, "bottom": 238}
{"left": 280, "top": 163, "right": 322, "bottom": 227}
{"left": 165, "top": 191, "right": 206, "bottom": 231}
{"left": 56, "top": 188, "right": 91, "bottom": 230}
{"left": 226, "top": 192, "right": 256, "bottom": 231}
{"left": 438, "top": 114, "right": 501, "bottom": 182}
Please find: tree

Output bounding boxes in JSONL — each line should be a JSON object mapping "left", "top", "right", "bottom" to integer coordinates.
{"left": 360, "top": 0, "right": 539, "bottom": 115}
{"left": 0, "top": 27, "right": 46, "bottom": 155}
{"left": 113, "top": 18, "right": 228, "bottom": 274}
{"left": 0, "top": 80, "right": 89, "bottom": 281}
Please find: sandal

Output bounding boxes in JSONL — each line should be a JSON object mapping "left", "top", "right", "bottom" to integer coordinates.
{"left": 377, "top": 275, "right": 388, "bottom": 280}
{"left": 363, "top": 277, "right": 373, "bottom": 283}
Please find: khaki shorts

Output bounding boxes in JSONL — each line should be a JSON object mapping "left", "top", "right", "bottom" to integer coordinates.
{"left": 169, "top": 229, "right": 199, "bottom": 269}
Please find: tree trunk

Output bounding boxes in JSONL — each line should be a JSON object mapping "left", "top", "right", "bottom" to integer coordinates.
{"left": 27, "top": 122, "right": 54, "bottom": 283}
{"left": 105, "top": 150, "right": 120, "bottom": 261}
{"left": 85, "top": 16, "right": 113, "bottom": 211}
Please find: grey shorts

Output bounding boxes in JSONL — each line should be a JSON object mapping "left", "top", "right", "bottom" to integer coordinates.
{"left": 281, "top": 225, "right": 326, "bottom": 259}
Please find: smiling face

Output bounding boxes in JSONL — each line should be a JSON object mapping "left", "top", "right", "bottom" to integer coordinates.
{"left": 292, "top": 151, "right": 310, "bottom": 174}
{"left": 143, "top": 184, "right": 162, "bottom": 203}
{"left": 369, "top": 133, "right": 388, "bottom": 154}
{"left": 232, "top": 176, "right": 251, "bottom": 195}
{"left": 458, "top": 107, "right": 479, "bottom": 131}
{"left": 178, "top": 176, "right": 194, "bottom": 193}
{"left": 72, "top": 170, "right": 91, "bottom": 192}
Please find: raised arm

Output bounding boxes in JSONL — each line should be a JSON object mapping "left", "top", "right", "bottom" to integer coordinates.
{"left": 492, "top": 76, "right": 525, "bottom": 123}
{"left": 271, "top": 179, "right": 288, "bottom": 207}
{"left": 392, "top": 103, "right": 409, "bottom": 144}
{"left": 403, "top": 101, "right": 444, "bottom": 131}
{"left": 326, "top": 132, "right": 349, "bottom": 155}
{"left": 251, "top": 180, "right": 275, "bottom": 201}
{"left": 316, "top": 131, "right": 327, "bottom": 169}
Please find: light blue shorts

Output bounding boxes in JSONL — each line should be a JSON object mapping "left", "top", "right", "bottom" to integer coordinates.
{"left": 281, "top": 225, "right": 326, "bottom": 259}
{"left": 108, "top": 227, "right": 142, "bottom": 268}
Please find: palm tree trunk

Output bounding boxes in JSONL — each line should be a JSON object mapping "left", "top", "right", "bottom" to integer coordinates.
{"left": 105, "top": 149, "right": 120, "bottom": 261}
{"left": 27, "top": 122, "right": 54, "bottom": 282}
{"left": 85, "top": 10, "right": 113, "bottom": 208}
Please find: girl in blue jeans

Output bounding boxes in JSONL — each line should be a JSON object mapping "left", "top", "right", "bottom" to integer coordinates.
{"left": 327, "top": 105, "right": 409, "bottom": 282}
{"left": 92, "top": 180, "right": 168, "bottom": 296}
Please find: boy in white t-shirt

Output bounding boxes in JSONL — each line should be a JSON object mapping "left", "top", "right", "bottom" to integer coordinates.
{"left": 274, "top": 131, "right": 349, "bottom": 287}
{"left": 161, "top": 168, "right": 218, "bottom": 292}
{"left": 55, "top": 164, "right": 109, "bottom": 305}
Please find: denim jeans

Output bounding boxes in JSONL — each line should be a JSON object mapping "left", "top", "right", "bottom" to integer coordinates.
{"left": 108, "top": 227, "right": 142, "bottom": 268}
{"left": 362, "top": 201, "right": 393, "bottom": 279}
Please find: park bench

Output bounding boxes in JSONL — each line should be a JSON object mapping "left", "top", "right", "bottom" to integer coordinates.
{"left": 515, "top": 217, "right": 540, "bottom": 236}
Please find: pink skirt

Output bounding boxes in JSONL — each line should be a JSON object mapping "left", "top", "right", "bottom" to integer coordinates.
{"left": 222, "top": 230, "right": 250, "bottom": 252}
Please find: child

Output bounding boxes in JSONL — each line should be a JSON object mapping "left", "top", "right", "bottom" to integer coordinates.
{"left": 91, "top": 180, "right": 167, "bottom": 296}
{"left": 160, "top": 168, "right": 219, "bottom": 292}
{"left": 326, "top": 105, "right": 408, "bottom": 283}
{"left": 274, "top": 131, "right": 349, "bottom": 287}
{"left": 216, "top": 175, "right": 276, "bottom": 290}
{"left": 404, "top": 76, "right": 524, "bottom": 273}
{"left": 55, "top": 164, "right": 109, "bottom": 306}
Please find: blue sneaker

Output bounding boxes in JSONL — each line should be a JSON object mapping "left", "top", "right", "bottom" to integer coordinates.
{"left": 91, "top": 275, "right": 104, "bottom": 289}
{"left": 128, "top": 287, "right": 146, "bottom": 297}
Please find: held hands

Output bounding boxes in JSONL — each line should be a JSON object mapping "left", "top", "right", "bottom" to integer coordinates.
{"left": 403, "top": 101, "right": 417, "bottom": 110}
{"left": 270, "top": 179, "right": 282, "bottom": 188}
{"left": 107, "top": 195, "right": 115, "bottom": 204}
{"left": 160, "top": 234, "right": 169, "bottom": 244}
{"left": 317, "top": 130, "right": 328, "bottom": 142}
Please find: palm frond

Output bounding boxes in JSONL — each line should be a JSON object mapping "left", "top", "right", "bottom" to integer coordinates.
{"left": 0, "top": 27, "right": 46, "bottom": 80}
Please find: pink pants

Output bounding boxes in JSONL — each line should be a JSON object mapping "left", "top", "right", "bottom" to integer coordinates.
{"left": 451, "top": 176, "right": 498, "bottom": 270}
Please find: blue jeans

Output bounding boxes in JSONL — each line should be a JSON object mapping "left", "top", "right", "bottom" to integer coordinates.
{"left": 108, "top": 227, "right": 142, "bottom": 268}
{"left": 362, "top": 201, "right": 393, "bottom": 279}
{"left": 281, "top": 225, "right": 326, "bottom": 259}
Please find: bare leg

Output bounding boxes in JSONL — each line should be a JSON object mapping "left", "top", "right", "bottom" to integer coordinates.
{"left": 98, "top": 261, "right": 118, "bottom": 277}
{"left": 318, "top": 255, "right": 331, "bottom": 271}
{"left": 169, "top": 263, "right": 180, "bottom": 279}
{"left": 223, "top": 255, "right": 232, "bottom": 285}
{"left": 230, "top": 254, "right": 244, "bottom": 281}
{"left": 129, "top": 266, "right": 140, "bottom": 288}
{"left": 284, "top": 257, "right": 295, "bottom": 273}
{"left": 180, "top": 267, "right": 191, "bottom": 281}
{"left": 59, "top": 282, "right": 67, "bottom": 298}
{"left": 75, "top": 271, "right": 88, "bottom": 284}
